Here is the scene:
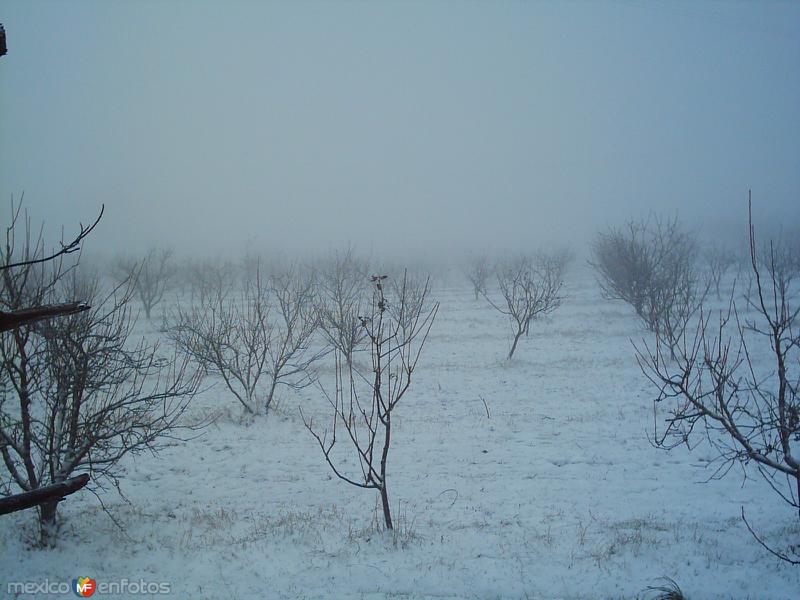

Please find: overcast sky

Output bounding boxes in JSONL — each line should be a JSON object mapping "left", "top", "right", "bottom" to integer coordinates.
{"left": 1, "top": 1, "right": 798, "bottom": 259}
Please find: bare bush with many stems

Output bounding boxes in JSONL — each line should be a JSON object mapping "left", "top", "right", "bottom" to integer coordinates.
{"left": 464, "top": 253, "right": 491, "bottom": 301}
{"left": 704, "top": 243, "right": 739, "bottom": 301}
{"left": 591, "top": 216, "right": 706, "bottom": 345}
{"left": 169, "top": 264, "right": 323, "bottom": 416}
{"left": 111, "top": 246, "right": 176, "bottom": 320}
{"left": 178, "top": 256, "right": 239, "bottom": 304}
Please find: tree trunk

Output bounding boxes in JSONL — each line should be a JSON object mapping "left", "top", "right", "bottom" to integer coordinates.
{"left": 38, "top": 500, "right": 59, "bottom": 547}
{"left": 508, "top": 329, "right": 523, "bottom": 360}
{"left": 264, "top": 376, "right": 279, "bottom": 415}
{"left": 379, "top": 484, "right": 393, "bottom": 531}
{"left": 796, "top": 474, "right": 800, "bottom": 520}
{"left": 380, "top": 413, "right": 393, "bottom": 530}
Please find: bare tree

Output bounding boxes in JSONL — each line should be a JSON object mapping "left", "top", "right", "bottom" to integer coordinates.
{"left": 704, "top": 243, "right": 738, "bottom": 300}
{"left": 112, "top": 247, "right": 175, "bottom": 320}
{"left": 302, "top": 273, "right": 438, "bottom": 530}
{"left": 635, "top": 198, "right": 799, "bottom": 563}
{"left": 1, "top": 213, "right": 199, "bottom": 545}
{"left": 0, "top": 197, "right": 106, "bottom": 522}
{"left": 169, "top": 271, "right": 271, "bottom": 415}
{"left": 314, "top": 247, "right": 370, "bottom": 367}
{"left": 465, "top": 253, "right": 491, "bottom": 301}
{"left": 591, "top": 216, "right": 705, "bottom": 342}
{"left": 170, "top": 265, "right": 323, "bottom": 415}
{"left": 483, "top": 252, "right": 565, "bottom": 359}
{"left": 264, "top": 265, "right": 326, "bottom": 411}
{"left": 177, "top": 256, "right": 239, "bottom": 304}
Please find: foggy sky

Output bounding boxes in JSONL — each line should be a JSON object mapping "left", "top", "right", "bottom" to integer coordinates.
{"left": 1, "top": 1, "right": 798, "bottom": 260}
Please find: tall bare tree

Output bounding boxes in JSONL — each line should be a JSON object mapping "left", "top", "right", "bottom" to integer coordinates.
{"left": 302, "top": 273, "right": 438, "bottom": 530}
{"left": 635, "top": 198, "right": 800, "bottom": 563}
{"left": 1, "top": 210, "right": 199, "bottom": 545}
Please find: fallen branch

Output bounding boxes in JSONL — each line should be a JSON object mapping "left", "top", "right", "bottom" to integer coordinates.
{"left": 0, "top": 302, "right": 90, "bottom": 332}
{"left": 0, "top": 474, "right": 90, "bottom": 516}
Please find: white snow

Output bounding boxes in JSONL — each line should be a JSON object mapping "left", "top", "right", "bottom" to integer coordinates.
{"left": 2, "top": 264, "right": 798, "bottom": 599}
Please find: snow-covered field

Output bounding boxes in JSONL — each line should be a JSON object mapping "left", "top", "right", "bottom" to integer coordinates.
{"left": 2, "top": 265, "right": 799, "bottom": 599}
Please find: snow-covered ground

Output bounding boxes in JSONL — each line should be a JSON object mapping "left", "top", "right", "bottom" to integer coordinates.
{"left": 2, "top": 265, "right": 798, "bottom": 599}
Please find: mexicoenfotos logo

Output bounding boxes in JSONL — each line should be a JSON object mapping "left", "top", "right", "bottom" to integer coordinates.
{"left": 6, "top": 576, "right": 170, "bottom": 596}
{"left": 73, "top": 577, "right": 96, "bottom": 597}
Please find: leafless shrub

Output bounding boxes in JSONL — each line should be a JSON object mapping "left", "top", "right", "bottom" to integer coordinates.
{"left": 169, "top": 271, "right": 271, "bottom": 415}
{"left": 302, "top": 272, "right": 438, "bottom": 530}
{"left": 483, "top": 252, "right": 565, "bottom": 359}
{"left": 1, "top": 208, "right": 200, "bottom": 545}
{"left": 465, "top": 254, "right": 491, "bottom": 300}
{"left": 179, "top": 256, "right": 239, "bottom": 304}
{"left": 170, "top": 265, "right": 323, "bottom": 416}
{"left": 635, "top": 198, "right": 800, "bottom": 563}
{"left": 591, "top": 217, "right": 705, "bottom": 343}
{"left": 313, "top": 247, "right": 370, "bottom": 367}
{"left": 112, "top": 247, "right": 175, "bottom": 320}
{"left": 704, "top": 243, "right": 738, "bottom": 300}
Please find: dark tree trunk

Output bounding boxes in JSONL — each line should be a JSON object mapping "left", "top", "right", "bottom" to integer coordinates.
{"left": 264, "top": 374, "right": 280, "bottom": 416}
{"left": 796, "top": 474, "right": 800, "bottom": 520}
{"left": 380, "top": 415, "right": 393, "bottom": 530}
{"left": 380, "top": 484, "right": 393, "bottom": 531}
{"left": 38, "top": 500, "right": 59, "bottom": 547}
{"left": 508, "top": 329, "right": 523, "bottom": 360}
